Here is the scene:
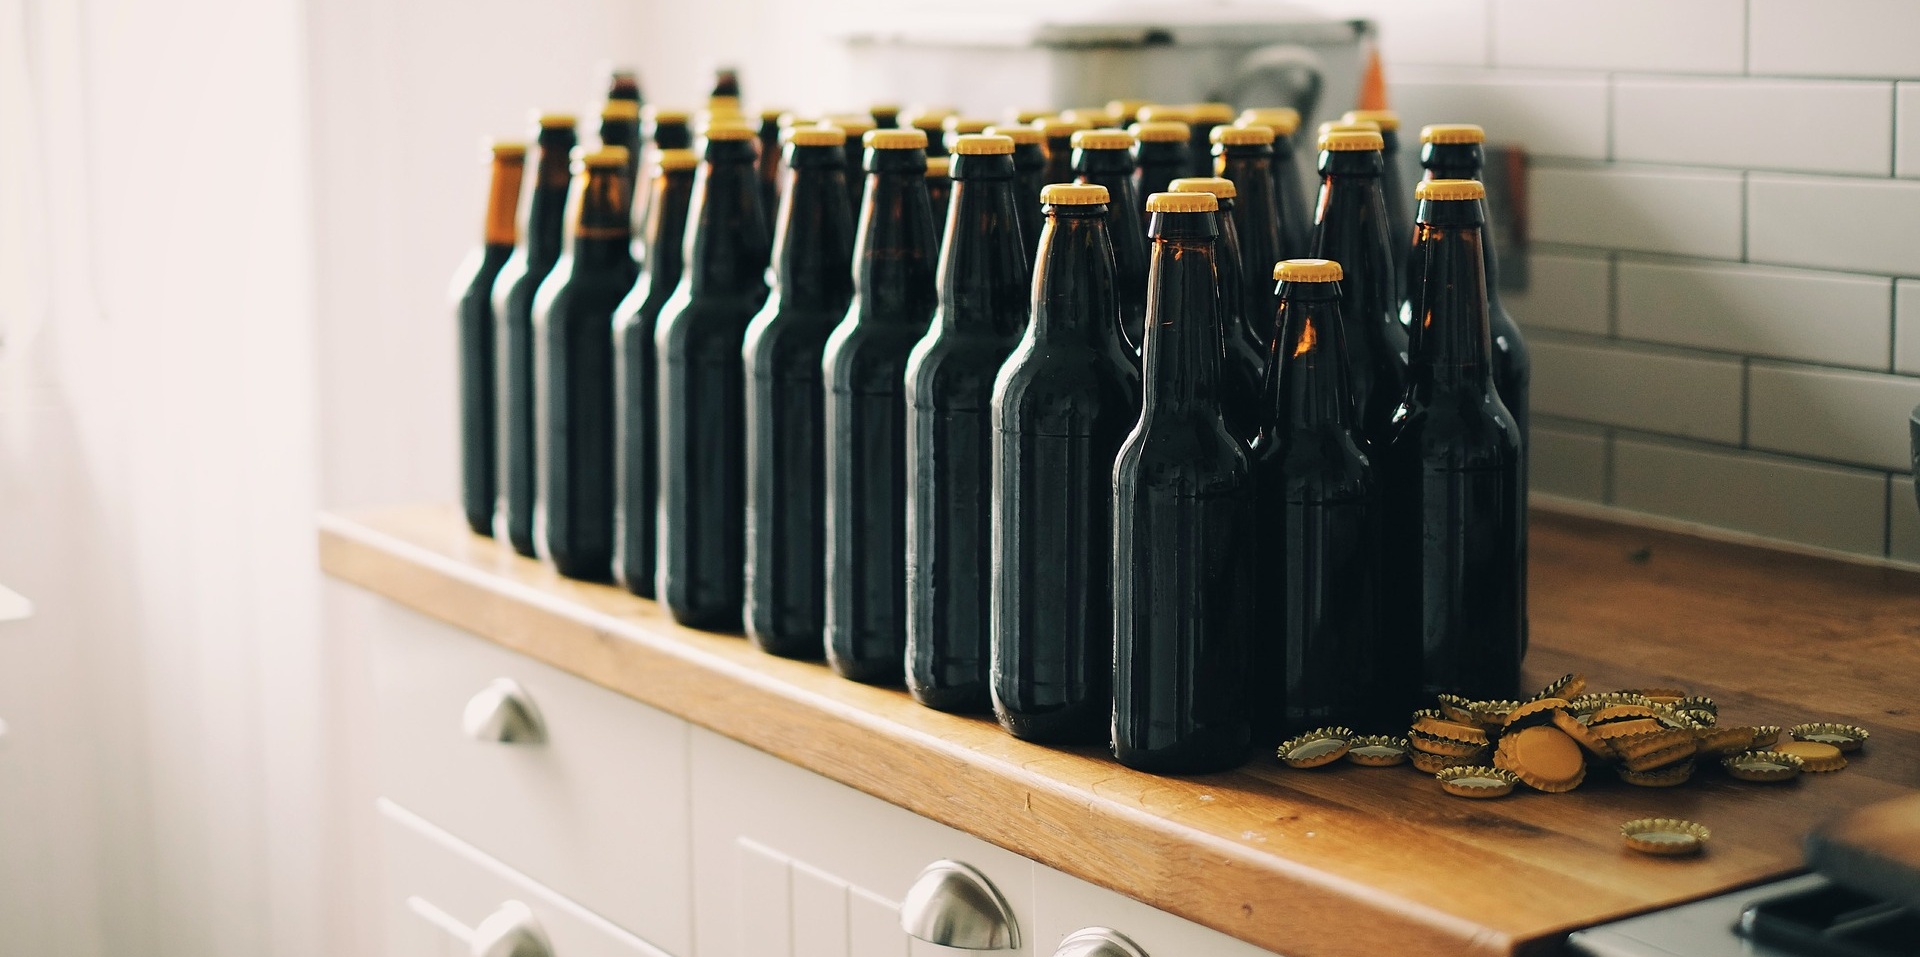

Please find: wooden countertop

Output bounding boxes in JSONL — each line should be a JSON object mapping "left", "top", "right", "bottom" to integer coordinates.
{"left": 320, "top": 505, "right": 1920, "bottom": 957}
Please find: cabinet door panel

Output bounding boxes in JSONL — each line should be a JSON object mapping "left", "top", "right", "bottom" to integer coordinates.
{"left": 1031, "top": 867, "right": 1283, "bottom": 957}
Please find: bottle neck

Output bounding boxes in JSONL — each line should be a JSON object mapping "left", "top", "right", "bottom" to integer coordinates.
{"left": 567, "top": 166, "right": 633, "bottom": 267}
{"left": 1266, "top": 282, "right": 1356, "bottom": 436}
{"left": 484, "top": 154, "right": 526, "bottom": 247}
{"left": 684, "top": 140, "right": 771, "bottom": 297}
{"left": 643, "top": 168, "right": 695, "bottom": 293}
{"left": 1222, "top": 147, "right": 1282, "bottom": 260}
{"left": 771, "top": 144, "right": 855, "bottom": 309}
{"left": 650, "top": 122, "right": 691, "bottom": 151}
{"left": 1029, "top": 205, "right": 1120, "bottom": 346}
{"left": 1072, "top": 146, "right": 1134, "bottom": 181}
{"left": 1407, "top": 198, "right": 1495, "bottom": 391}
{"left": 1421, "top": 141, "right": 1482, "bottom": 182}
{"left": 1141, "top": 212, "right": 1224, "bottom": 417}
{"left": 525, "top": 128, "right": 577, "bottom": 262}
{"left": 937, "top": 153, "right": 1027, "bottom": 337}
{"left": 1011, "top": 143, "right": 1047, "bottom": 175}
{"left": 1314, "top": 151, "right": 1391, "bottom": 268}
{"left": 853, "top": 149, "right": 940, "bottom": 325}
{"left": 1135, "top": 140, "right": 1186, "bottom": 173}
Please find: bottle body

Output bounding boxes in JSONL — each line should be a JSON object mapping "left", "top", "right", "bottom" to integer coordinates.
{"left": 1271, "top": 132, "right": 1312, "bottom": 260}
{"left": 1073, "top": 141, "right": 1148, "bottom": 353}
{"left": 1309, "top": 146, "right": 1408, "bottom": 446}
{"left": 456, "top": 243, "right": 515, "bottom": 536}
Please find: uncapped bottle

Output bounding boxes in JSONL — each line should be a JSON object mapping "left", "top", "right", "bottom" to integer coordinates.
{"left": 607, "top": 68, "right": 641, "bottom": 103}
{"left": 926, "top": 155, "right": 952, "bottom": 242}
{"left": 821, "top": 128, "right": 941, "bottom": 683}
{"left": 711, "top": 66, "right": 741, "bottom": 99}
{"left": 825, "top": 115, "right": 877, "bottom": 211}
{"left": 1249, "top": 259, "right": 1385, "bottom": 737}
{"left": 904, "top": 134, "right": 1031, "bottom": 713}
{"left": 1131, "top": 121, "right": 1191, "bottom": 229}
{"left": 655, "top": 122, "right": 772, "bottom": 630}
{"left": 1345, "top": 109, "right": 1410, "bottom": 294}
{"left": 531, "top": 146, "right": 639, "bottom": 580}
{"left": 987, "top": 124, "right": 1047, "bottom": 261}
{"left": 1382, "top": 179, "right": 1522, "bottom": 703}
{"left": 1072, "top": 128, "right": 1148, "bottom": 352}
{"left": 1167, "top": 177, "right": 1265, "bottom": 444}
{"left": 870, "top": 103, "right": 901, "bottom": 129}
{"left": 1112, "top": 190, "right": 1254, "bottom": 774}
{"left": 1187, "top": 102, "right": 1235, "bottom": 178}
{"left": 742, "top": 127, "right": 855, "bottom": 657}
{"left": 1212, "top": 124, "right": 1286, "bottom": 347}
{"left": 453, "top": 142, "right": 526, "bottom": 537}
{"left": 599, "top": 101, "right": 642, "bottom": 218}
{"left": 611, "top": 148, "right": 699, "bottom": 598}
{"left": 491, "top": 113, "right": 576, "bottom": 556}
{"left": 1310, "top": 129, "right": 1407, "bottom": 447}
{"left": 990, "top": 182, "right": 1141, "bottom": 743}
{"left": 1238, "top": 107, "right": 1311, "bottom": 258}
{"left": 756, "top": 108, "right": 785, "bottom": 239}
{"left": 1036, "top": 118, "right": 1088, "bottom": 186}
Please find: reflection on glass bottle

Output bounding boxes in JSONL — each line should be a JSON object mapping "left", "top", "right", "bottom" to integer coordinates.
{"left": 454, "top": 142, "right": 525, "bottom": 537}
{"left": 1071, "top": 128, "right": 1148, "bottom": 354}
{"left": 1309, "top": 129, "right": 1407, "bottom": 448}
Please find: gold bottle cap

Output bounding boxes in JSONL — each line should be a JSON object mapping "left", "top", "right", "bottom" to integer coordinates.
{"left": 778, "top": 112, "right": 815, "bottom": 129}
{"left": 1721, "top": 750, "right": 1803, "bottom": 781}
{"left": 823, "top": 113, "right": 877, "bottom": 132}
{"left": 943, "top": 115, "right": 992, "bottom": 135}
{"left": 1775, "top": 740, "right": 1847, "bottom": 772}
{"left": 1411, "top": 711, "right": 1490, "bottom": 744}
{"left": 1144, "top": 190, "right": 1217, "bottom": 214}
{"left": 1501, "top": 697, "right": 1569, "bottom": 729}
{"left": 1417, "top": 178, "right": 1486, "bottom": 201}
{"left": 1422, "top": 123, "right": 1487, "bottom": 145}
{"left": 1136, "top": 103, "right": 1193, "bottom": 123}
{"left": 1237, "top": 107, "right": 1301, "bottom": 135}
{"left": 1059, "top": 106, "right": 1118, "bottom": 127}
{"left": 904, "top": 108, "right": 954, "bottom": 131}
{"left": 1345, "top": 735, "right": 1410, "bottom": 766}
{"left": 491, "top": 142, "right": 529, "bottom": 158}
{"left": 1468, "top": 698, "right": 1524, "bottom": 725}
{"left": 1568, "top": 692, "right": 1653, "bottom": 716}
{"left": 643, "top": 106, "right": 690, "bottom": 124}
{"left": 1344, "top": 108, "right": 1401, "bottom": 131}
{"left": 1593, "top": 717, "right": 1665, "bottom": 741}
{"left": 864, "top": 128, "right": 929, "bottom": 150}
{"left": 703, "top": 122, "right": 755, "bottom": 141}
{"left": 1010, "top": 108, "right": 1052, "bottom": 124}
{"left": 1695, "top": 725, "right": 1757, "bottom": 756}
{"left": 1789, "top": 722, "right": 1869, "bottom": 752}
{"left": 1534, "top": 673, "right": 1589, "bottom": 701}
{"left": 951, "top": 133, "right": 1014, "bottom": 155}
{"left": 924, "top": 156, "right": 950, "bottom": 177}
{"left": 787, "top": 127, "right": 846, "bottom": 147}
{"left": 1615, "top": 731, "right": 1698, "bottom": 772}
{"left": 1036, "top": 117, "right": 1093, "bottom": 136}
{"left": 1213, "top": 124, "right": 1275, "bottom": 146}
{"left": 1107, "top": 98, "right": 1151, "bottom": 120}
{"left": 602, "top": 100, "right": 640, "bottom": 120}
{"left": 1409, "top": 730, "right": 1490, "bottom": 758}
{"left": 1410, "top": 749, "right": 1487, "bottom": 773}
{"left": 1751, "top": 725, "right": 1783, "bottom": 749}
{"left": 1493, "top": 726, "right": 1587, "bottom": 792}
{"left": 984, "top": 125, "right": 1042, "bottom": 145}
{"left": 1320, "top": 130, "right": 1385, "bottom": 152}
{"left": 1273, "top": 258, "right": 1342, "bottom": 282}
{"left": 1276, "top": 727, "right": 1354, "bottom": 768}
{"left": 1168, "top": 176, "right": 1236, "bottom": 200}
{"left": 1552, "top": 709, "right": 1617, "bottom": 760}
{"left": 1134, "top": 120, "right": 1191, "bottom": 142}
{"left": 1590, "top": 703, "right": 1663, "bottom": 725}
{"left": 1435, "top": 694, "right": 1478, "bottom": 724}
{"left": 757, "top": 107, "right": 786, "bottom": 121}
{"left": 1621, "top": 819, "right": 1709, "bottom": 856}
{"left": 1041, "top": 183, "right": 1109, "bottom": 205}
{"left": 1318, "top": 119, "right": 1381, "bottom": 139}
{"left": 538, "top": 112, "right": 578, "bottom": 128}
{"left": 1618, "top": 761, "right": 1696, "bottom": 788}
{"left": 1189, "top": 101, "right": 1236, "bottom": 123}
{"left": 657, "top": 149, "right": 699, "bottom": 171}
{"left": 581, "top": 145, "right": 629, "bottom": 167}
{"left": 1436, "top": 766, "right": 1519, "bottom": 799}
{"left": 869, "top": 102, "right": 902, "bottom": 115}
{"left": 1070, "top": 128, "right": 1134, "bottom": 150}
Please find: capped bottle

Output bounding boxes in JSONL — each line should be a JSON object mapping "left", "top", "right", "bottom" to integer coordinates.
{"left": 531, "top": 146, "right": 639, "bottom": 580}
{"left": 905, "top": 134, "right": 1031, "bottom": 713}
{"left": 756, "top": 108, "right": 786, "bottom": 239}
{"left": 1167, "top": 177, "right": 1265, "bottom": 445}
{"left": 1212, "top": 124, "right": 1286, "bottom": 347}
{"left": 926, "top": 155, "right": 952, "bottom": 243}
{"left": 1131, "top": 121, "right": 1191, "bottom": 229}
{"left": 1009, "top": 108, "right": 1052, "bottom": 126}
{"left": 870, "top": 103, "right": 901, "bottom": 129}
{"left": 822, "top": 128, "right": 941, "bottom": 683}
{"left": 1382, "top": 179, "right": 1522, "bottom": 702}
{"left": 454, "top": 142, "right": 526, "bottom": 537}
{"left": 1107, "top": 99, "right": 1151, "bottom": 125}
{"left": 611, "top": 148, "right": 699, "bottom": 598}
{"left": 711, "top": 66, "right": 741, "bottom": 99}
{"left": 1135, "top": 104, "right": 1192, "bottom": 134}
{"left": 1036, "top": 118, "right": 1088, "bottom": 186}
{"left": 942, "top": 115, "right": 992, "bottom": 154}
{"left": 491, "top": 113, "right": 576, "bottom": 556}
{"left": 990, "top": 183, "right": 1142, "bottom": 743}
{"left": 1060, "top": 106, "right": 1119, "bottom": 129}
{"left": 987, "top": 124, "right": 1047, "bottom": 261}
{"left": 904, "top": 109, "right": 954, "bottom": 148}
{"left": 1310, "top": 129, "right": 1407, "bottom": 446}
{"left": 607, "top": 68, "right": 641, "bottom": 103}
{"left": 824, "top": 114, "right": 878, "bottom": 211}
{"left": 1187, "top": 102, "right": 1236, "bottom": 177}
{"left": 1248, "top": 259, "right": 1385, "bottom": 737}
{"left": 1344, "top": 109, "right": 1410, "bottom": 294}
{"left": 1112, "top": 190, "right": 1254, "bottom": 774}
{"left": 655, "top": 122, "right": 772, "bottom": 630}
{"left": 599, "top": 100, "right": 642, "bottom": 217}
{"left": 1072, "top": 128, "right": 1148, "bottom": 353}
{"left": 742, "top": 127, "right": 856, "bottom": 657}
{"left": 1238, "top": 107, "right": 1311, "bottom": 258}
{"left": 635, "top": 106, "right": 693, "bottom": 255}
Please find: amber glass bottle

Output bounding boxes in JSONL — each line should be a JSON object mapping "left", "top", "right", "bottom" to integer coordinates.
{"left": 491, "top": 114, "right": 576, "bottom": 556}
{"left": 1187, "top": 102, "right": 1235, "bottom": 178}
{"left": 990, "top": 183, "right": 1141, "bottom": 743}
{"left": 905, "top": 109, "right": 954, "bottom": 150}
{"left": 1382, "top": 179, "right": 1522, "bottom": 702}
{"left": 1311, "top": 129, "right": 1407, "bottom": 447}
{"left": 755, "top": 108, "right": 785, "bottom": 239}
{"left": 1345, "top": 110, "right": 1410, "bottom": 294}
{"left": 1131, "top": 121, "right": 1191, "bottom": 230}
{"left": 742, "top": 128, "right": 855, "bottom": 657}
{"left": 1112, "top": 190, "right": 1254, "bottom": 775}
{"left": 1238, "top": 108, "right": 1310, "bottom": 259}
{"left": 1213, "top": 124, "right": 1285, "bottom": 348}
{"left": 1167, "top": 177, "right": 1265, "bottom": 445}
{"left": 655, "top": 123, "right": 772, "bottom": 630}
{"left": 599, "top": 101, "right": 642, "bottom": 218}
{"left": 531, "top": 146, "right": 639, "bottom": 580}
{"left": 925, "top": 156, "right": 952, "bottom": 243}
{"left": 454, "top": 142, "right": 526, "bottom": 537}
{"left": 942, "top": 116, "right": 991, "bottom": 154}
{"left": 635, "top": 107, "right": 692, "bottom": 257}
{"left": 987, "top": 125, "right": 1046, "bottom": 260}
{"left": 1036, "top": 118, "right": 1088, "bottom": 186}
{"left": 825, "top": 115, "right": 877, "bottom": 212}
{"left": 1107, "top": 99, "right": 1151, "bottom": 125}
{"left": 611, "top": 149, "right": 698, "bottom": 598}
{"left": 1072, "top": 129, "right": 1148, "bottom": 353}
{"left": 870, "top": 103, "right": 901, "bottom": 129}
{"left": 1249, "top": 259, "right": 1385, "bottom": 737}
{"left": 903, "top": 135, "right": 1030, "bottom": 712}
{"left": 607, "top": 68, "right": 641, "bottom": 103}
{"left": 822, "top": 128, "right": 940, "bottom": 684}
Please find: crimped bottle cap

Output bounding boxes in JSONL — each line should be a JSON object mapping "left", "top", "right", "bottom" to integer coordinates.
{"left": 1107, "top": 98, "right": 1151, "bottom": 120}
{"left": 538, "top": 112, "right": 578, "bottom": 128}
{"left": 924, "top": 156, "right": 950, "bottom": 176}
{"left": 657, "top": 149, "right": 699, "bottom": 171}
{"left": 1060, "top": 107, "right": 1118, "bottom": 127}
{"left": 1135, "top": 120, "right": 1191, "bottom": 142}
{"left": 1776, "top": 740, "right": 1847, "bottom": 772}
{"left": 1411, "top": 749, "right": 1487, "bottom": 773}
{"left": 1137, "top": 104, "right": 1193, "bottom": 123}
{"left": 983, "top": 125, "right": 1042, "bottom": 145}
{"left": 707, "top": 94, "right": 742, "bottom": 113}
{"left": 1035, "top": 117, "right": 1093, "bottom": 136}
{"left": 1189, "top": 101, "right": 1236, "bottom": 123}
{"left": 868, "top": 102, "right": 902, "bottom": 115}
{"left": 703, "top": 122, "right": 755, "bottom": 141}
{"left": 787, "top": 127, "right": 846, "bottom": 147}
{"left": 1436, "top": 766, "right": 1518, "bottom": 799}
{"left": 777, "top": 112, "right": 814, "bottom": 128}
{"left": 1534, "top": 673, "right": 1589, "bottom": 701}
{"left": 904, "top": 108, "right": 954, "bottom": 131}
{"left": 602, "top": 100, "right": 640, "bottom": 120}
{"left": 1621, "top": 819, "right": 1709, "bottom": 856}
{"left": 1493, "top": 726, "right": 1587, "bottom": 792}
{"left": 951, "top": 133, "right": 1014, "bottom": 155}
{"left": 1722, "top": 750, "right": 1803, "bottom": 781}
{"left": 1145, "top": 191, "right": 1217, "bottom": 214}
{"left": 1321, "top": 130, "right": 1385, "bottom": 152}
{"left": 1237, "top": 107, "right": 1300, "bottom": 134}
{"left": 581, "top": 145, "right": 629, "bottom": 166}
{"left": 864, "top": 128, "right": 928, "bottom": 150}
{"left": 823, "top": 113, "right": 877, "bottom": 134}
{"left": 1213, "top": 124, "right": 1275, "bottom": 146}
{"left": 1042, "top": 183, "right": 1108, "bottom": 205}
{"left": 1344, "top": 108, "right": 1401, "bottom": 131}
{"left": 1273, "top": 258, "right": 1341, "bottom": 282}
{"left": 1070, "top": 128, "right": 1134, "bottom": 150}
{"left": 1010, "top": 108, "right": 1051, "bottom": 124}
{"left": 1502, "top": 697, "right": 1569, "bottom": 729}
{"left": 1168, "top": 176, "right": 1235, "bottom": 200}
{"left": 1618, "top": 761, "right": 1696, "bottom": 788}
{"left": 1789, "top": 722, "right": 1869, "bottom": 752}
{"left": 643, "top": 106, "right": 689, "bottom": 124}
{"left": 491, "top": 142, "right": 529, "bottom": 158}
{"left": 943, "top": 115, "right": 991, "bottom": 135}
{"left": 1276, "top": 727, "right": 1354, "bottom": 768}
{"left": 1318, "top": 119, "right": 1380, "bottom": 138}
{"left": 1423, "top": 123, "right": 1487, "bottom": 145}
{"left": 1345, "top": 735, "right": 1410, "bottom": 766}
{"left": 1417, "top": 178, "right": 1486, "bottom": 201}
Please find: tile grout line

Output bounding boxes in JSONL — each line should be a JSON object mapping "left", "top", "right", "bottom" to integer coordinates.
{"left": 1739, "top": 357, "right": 1752, "bottom": 448}
{"left": 1885, "top": 475, "right": 1895, "bottom": 558}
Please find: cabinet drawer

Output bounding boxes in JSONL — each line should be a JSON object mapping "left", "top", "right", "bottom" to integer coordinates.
{"left": 380, "top": 798, "right": 673, "bottom": 957}
{"left": 357, "top": 590, "right": 691, "bottom": 952}
{"left": 1031, "top": 868, "right": 1282, "bottom": 957}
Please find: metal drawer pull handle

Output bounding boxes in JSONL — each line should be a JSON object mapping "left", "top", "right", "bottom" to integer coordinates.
{"left": 899, "top": 859, "right": 1020, "bottom": 950}
{"left": 462, "top": 679, "right": 546, "bottom": 745}
{"left": 1054, "top": 927, "right": 1148, "bottom": 957}
{"left": 469, "top": 900, "right": 551, "bottom": 957}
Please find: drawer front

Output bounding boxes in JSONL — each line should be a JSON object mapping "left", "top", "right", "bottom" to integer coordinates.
{"left": 357, "top": 589, "right": 691, "bottom": 953}
{"left": 380, "top": 798, "right": 673, "bottom": 957}
{"left": 1030, "top": 868, "right": 1283, "bottom": 957}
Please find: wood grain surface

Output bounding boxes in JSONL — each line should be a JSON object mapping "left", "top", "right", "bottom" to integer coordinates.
{"left": 319, "top": 504, "right": 1920, "bottom": 957}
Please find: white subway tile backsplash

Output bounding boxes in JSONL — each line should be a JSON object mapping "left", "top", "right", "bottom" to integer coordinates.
{"left": 1531, "top": 337, "right": 1745, "bottom": 443}
{"left": 1285, "top": 0, "right": 1491, "bottom": 68}
{"left": 1505, "top": 251, "right": 1610, "bottom": 336}
{"left": 1489, "top": 0, "right": 1745, "bottom": 74}
{"left": 1528, "top": 419, "right": 1607, "bottom": 501}
{"left": 1393, "top": 67, "right": 1608, "bottom": 160}
{"left": 1897, "top": 84, "right": 1920, "bottom": 178}
{"left": 1897, "top": 281, "right": 1920, "bottom": 373}
{"left": 1616, "top": 259, "right": 1892, "bottom": 370}
{"left": 1747, "top": 362, "right": 1920, "bottom": 470}
{"left": 1750, "top": 0, "right": 1920, "bottom": 80}
{"left": 1531, "top": 165, "right": 1744, "bottom": 259}
{"left": 1893, "top": 478, "right": 1920, "bottom": 563}
{"left": 1612, "top": 437, "right": 1890, "bottom": 555}
{"left": 1614, "top": 77, "right": 1893, "bottom": 176}
{"left": 1748, "top": 175, "right": 1920, "bottom": 277}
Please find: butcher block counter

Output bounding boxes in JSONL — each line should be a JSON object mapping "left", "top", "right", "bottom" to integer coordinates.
{"left": 320, "top": 504, "right": 1920, "bottom": 957}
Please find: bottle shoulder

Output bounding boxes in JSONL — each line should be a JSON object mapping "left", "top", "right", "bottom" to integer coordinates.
{"left": 743, "top": 295, "right": 845, "bottom": 367}
{"left": 1116, "top": 416, "right": 1251, "bottom": 493}
{"left": 992, "top": 341, "right": 1141, "bottom": 420}
{"left": 1386, "top": 389, "right": 1520, "bottom": 468}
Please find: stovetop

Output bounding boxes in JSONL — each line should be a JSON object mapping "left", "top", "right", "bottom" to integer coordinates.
{"left": 1568, "top": 875, "right": 1920, "bottom": 957}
